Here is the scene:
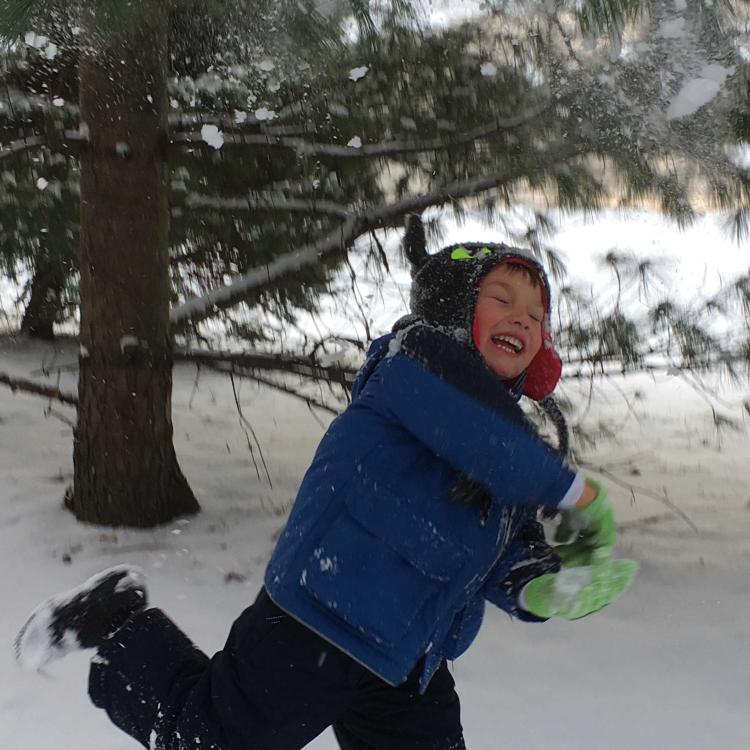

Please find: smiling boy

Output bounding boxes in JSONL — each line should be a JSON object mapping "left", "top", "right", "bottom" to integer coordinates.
{"left": 16, "top": 239, "right": 637, "bottom": 750}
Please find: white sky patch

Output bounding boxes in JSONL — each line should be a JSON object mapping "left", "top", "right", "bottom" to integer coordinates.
{"left": 480, "top": 62, "right": 498, "bottom": 78}
{"left": 666, "top": 64, "right": 734, "bottom": 120}
{"left": 35, "top": 178, "right": 48, "bottom": 190}
{"left": 200, "top": 124, "right": 224, "bottom": 150}
{"left": 52, "top": 98, "right": 65, "bottom": 108}
{"left": 24, "top": 32, "right": 48, "bottom": 49}
{"left": 346, "top": 136, "right": 362, "bottom": 149}
{"left": 254, "top": 107, "right": 276, "bottom": 122}
{"left": 348, "top": 65, "right": 369, "bottom": 82}
{"left": 426, "top": 0, "right": 485, "bottom": 28}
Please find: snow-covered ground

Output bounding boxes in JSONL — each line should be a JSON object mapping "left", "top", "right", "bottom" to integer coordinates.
{"left": 1, "top": 209, "right": 750, "bottom": 748}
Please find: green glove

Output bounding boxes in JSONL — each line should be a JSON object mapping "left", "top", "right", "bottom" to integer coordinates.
{"left": 554, "top": 479, "right": 616, "bottom": 563}
{"left": 522, "top": 558, "right": 639, "bottom": 620}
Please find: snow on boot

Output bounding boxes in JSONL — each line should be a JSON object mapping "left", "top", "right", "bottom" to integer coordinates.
{"left": 14, "top": 564, "right": 147, "bottom": 670}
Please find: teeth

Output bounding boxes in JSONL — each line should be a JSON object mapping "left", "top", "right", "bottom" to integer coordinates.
{"left": 492, "top": 335, "right": 523, "bottom": 353}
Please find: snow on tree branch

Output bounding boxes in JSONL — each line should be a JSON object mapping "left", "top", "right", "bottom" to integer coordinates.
{"left": 173, "top": 348, "right": 357, "bottom": 386}
{"left": 169, "top": 108, "right": 546, "bottom": 159}
{"left": 168, "top": 156, "right": 577, "bottom": 328}
{"left": 181, "top": 192, "right": 350, "bottom": 219}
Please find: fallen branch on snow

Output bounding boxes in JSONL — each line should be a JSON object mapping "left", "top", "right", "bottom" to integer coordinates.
{"left": 0, "top": 372, "right": 78, "bottom": 406}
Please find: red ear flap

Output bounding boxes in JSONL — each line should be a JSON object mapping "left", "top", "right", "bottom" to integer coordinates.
{"left": 522, "top": 332, "right": 562, "bottom": 400}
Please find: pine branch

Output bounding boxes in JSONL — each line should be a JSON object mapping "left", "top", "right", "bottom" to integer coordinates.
{"left": 173, "top": 348, "right": 357, "bottom": 387}
{"left": 168, "top": 150, "right": 579, "bottom": 328}
{"left": 0, "top": 135, "right": 46, "bottom": 162}
{"left": 179, "top": 192, "right": 350, "bottom": 219}
{"left": 168, "top": 108, "right": 547, "bottom": 160}
{"left": 202, "top": 360, "right": 342, "bottom": 417}
{"left": 0, "top": 371, "right": 77, "bottom": 405}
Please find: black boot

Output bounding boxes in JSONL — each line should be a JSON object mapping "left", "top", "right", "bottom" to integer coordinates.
{"left": 15, "top": 565, "right": 147, "bottom": 669}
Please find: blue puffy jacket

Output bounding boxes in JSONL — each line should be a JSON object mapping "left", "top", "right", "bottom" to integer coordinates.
{"left": 265, "top": 323, "right": 581, "bottom": 691}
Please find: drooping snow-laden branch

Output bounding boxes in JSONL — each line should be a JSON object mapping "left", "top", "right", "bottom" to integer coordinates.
{"left": 0, "top": 372, "right": 78, "bottom": 405}
{"left": 168, "top": 98, "right": 308, "bottom": 131}
{"left": 169, "top": 108, "right": 547, "bottom": 159}
{"left": 560, "top": 351, "right": 749, "bottom": 379}
{"left": 169, "top": 161, "right": 547, "bottom": 327}
{"left": 179, "top": 192, "right": 351, "bottom": 219}
{"left": 202, "top": 360, "right": 343, "bottom": 418}
{"left": 173, "top": 348, "right": 357, "bottom": 387}
{"left": 0, "top": 135, "right": 46, "bottom": 162}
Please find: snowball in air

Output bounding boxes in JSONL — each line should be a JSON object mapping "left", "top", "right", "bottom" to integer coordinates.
{"left": 254, "top": 107, "right": 276, "bottom": 122}
{"left": 480, "top": 62, "right": 497, "bottom": 78}
{"left": 36, "top": 178, "right": 48, "bottom": 190}
{"left": 52, "top": 98, "right": 65, "bottom": 107}
{"left": 347, "top": 136, "right": 363, "bottom": 149}
{"left": 348, "top": 66, "right": 369, "bottom": 82}
{"left": 201, "top": 124, "right": 224, "bottom": 150}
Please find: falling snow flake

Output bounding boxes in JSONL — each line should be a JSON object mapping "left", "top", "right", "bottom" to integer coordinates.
{"left": 348, "top": 66, "right": 369, "bottom": 82}
{"left": 201, "top": 124, "right": 224, "bottom": 150}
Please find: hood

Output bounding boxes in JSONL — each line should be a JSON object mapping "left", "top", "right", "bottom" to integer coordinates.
{"left": 402, "top": 240, "right": 562, "bottom": 401}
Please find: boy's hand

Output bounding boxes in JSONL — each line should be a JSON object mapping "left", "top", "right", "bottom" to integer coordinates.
{"left": 554, "top": 479, "right": 616, "bottom": 562}
{"left": 521, "top": 558, "right": 638, "bottom": 620}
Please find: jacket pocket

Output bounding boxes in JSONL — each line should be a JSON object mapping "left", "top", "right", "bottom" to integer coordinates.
{"left": 302, "top": 484, "right": 468, "bottom": 648}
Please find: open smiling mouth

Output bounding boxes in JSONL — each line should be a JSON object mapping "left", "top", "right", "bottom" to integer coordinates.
{"left": 491, "top": 334, "right": 524, "bottom": 354}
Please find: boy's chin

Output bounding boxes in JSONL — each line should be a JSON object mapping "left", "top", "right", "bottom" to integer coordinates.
{"left": 485, "top": 356, "right": 528, "bottom": 381}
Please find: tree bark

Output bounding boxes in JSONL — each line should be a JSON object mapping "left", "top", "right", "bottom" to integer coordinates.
{"left": 69, "top": 0, "right": 199, "bottom": 527}
{"left": 20, "top": 260, "right": 64, "bottom": 340}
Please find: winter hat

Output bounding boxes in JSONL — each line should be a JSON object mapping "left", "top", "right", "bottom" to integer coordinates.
{"left": 403, "top": 233, "right": 562, "bottom": 401}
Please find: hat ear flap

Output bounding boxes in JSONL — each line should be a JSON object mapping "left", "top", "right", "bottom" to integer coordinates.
{"left": 403, "top": 213, "right": 428, "bottom": 272}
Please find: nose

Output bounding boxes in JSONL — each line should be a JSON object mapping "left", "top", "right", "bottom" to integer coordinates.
{"left": 510, "top": 309, "right": 531, "bottom": 329}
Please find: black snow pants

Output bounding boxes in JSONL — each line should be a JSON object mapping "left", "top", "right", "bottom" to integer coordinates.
{"left": 89, "top": 587, "right": 466, "bottom": 750}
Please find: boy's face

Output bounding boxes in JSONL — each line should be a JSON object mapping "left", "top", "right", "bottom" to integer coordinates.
{"left": 473, "top": 264, "right": 545, "bottom": 380}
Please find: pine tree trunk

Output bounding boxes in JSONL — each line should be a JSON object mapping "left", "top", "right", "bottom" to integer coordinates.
{"left": 20, "top": 260, "right": 63, "bottom": 340}
{"left": 69, "top": 1, "right": 199, "bottom": 527}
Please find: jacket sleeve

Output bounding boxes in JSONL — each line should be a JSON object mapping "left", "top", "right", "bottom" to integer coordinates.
{"left": 480, "top": 519, "right": 561, "bottom": 622}
{"left": 358, "top": 324, "right": 582, "bottom": 510}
